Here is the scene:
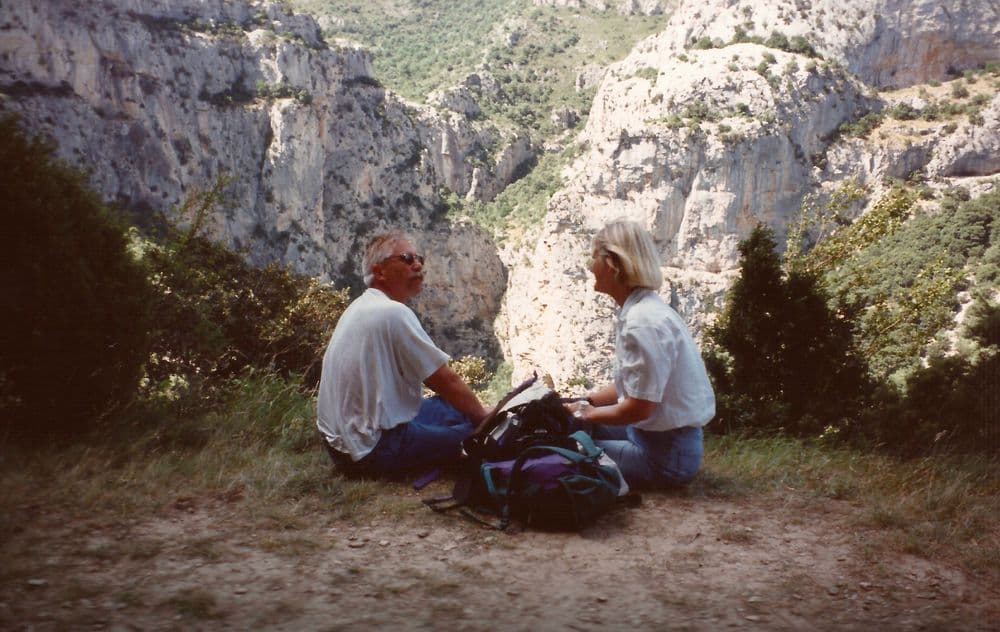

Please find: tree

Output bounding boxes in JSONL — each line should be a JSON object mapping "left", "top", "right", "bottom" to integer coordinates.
{"left": 707, "top": 226, "right": 870, "bottom": 437}
{"left": 1, "top": 117, "right": 153, "bottom": 442}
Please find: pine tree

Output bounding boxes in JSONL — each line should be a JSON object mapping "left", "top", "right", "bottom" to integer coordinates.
{"left": 708, "top": 226, "right": 870, "bottom": 437}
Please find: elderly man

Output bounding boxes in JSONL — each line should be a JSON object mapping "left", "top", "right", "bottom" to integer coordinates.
{"left": 317, "top": 231, "right": 488, "bottom": 477}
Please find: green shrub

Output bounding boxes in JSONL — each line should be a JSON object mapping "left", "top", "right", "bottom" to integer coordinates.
{"left": 139, "top": 182, "right": 349, "bottom": 404}
{"left": 0, "top": 117, "right": 153, "bottom": 442}
{"left": 888, "top": 103, "right": 920, "bottom": 120}
{"left": 764, "top": 31, "right": 789, "bottom": 51}
{"left": 633, "top": 67, "right": 658, "bottom": 82}
{"left": 838, "top": 111, "right": 884, "bottom": 138}
{"left": 822, "top": 187, "right": 998, "bottom": 379}
{"left": 868, "top": 340, "right": 998, "bottom": 456}
{"left": 451, "top": 356, "right": 492, "bottom": 388}
{"left": 691, "top": 36, "right": 715, "bottom": 50}
{"left": 707, "top": 226, "right": 870, "bottom": 438}
{"left": 787, "top": 35, "right": 819, "bottom": 58}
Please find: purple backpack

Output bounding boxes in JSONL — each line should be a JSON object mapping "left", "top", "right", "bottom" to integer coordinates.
{"left": 425, "top": 430, "right": 629, "bottom": 531}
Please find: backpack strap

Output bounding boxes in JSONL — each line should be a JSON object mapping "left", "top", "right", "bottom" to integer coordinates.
{"left": 568, "top": 430, "right": 603, "bottom": 459}
{"left": 472, "top": 371, "right": 539, "bottom": 436}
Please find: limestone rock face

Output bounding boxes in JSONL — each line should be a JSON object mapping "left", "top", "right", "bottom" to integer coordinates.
{"left": 0, "top": 0, "right": 521, "bottom": 358}
{"left": 648, "top": 0, "right": 999, "bottom": 89}
{"left": 824, "top": 94, "right": 1000, "bottom": 191}
{"left": 533, "top": 0, "right": 672, "bottom": 16}
{"left": 499, "top": 0, "right": 1000, "bottom": 388}
{"left": 925, "top": 96, "right": 1000, "bottom": 179}
{"left": 500, "top": 44, "right": 875, "bottom": 385}
{"left": 2, "top": 0, "right": 996, "bottom": 390}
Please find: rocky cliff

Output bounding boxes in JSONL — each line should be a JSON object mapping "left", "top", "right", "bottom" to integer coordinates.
{"left": 2, "top": 0, "right": 997, "bottom": 390}
{"left": 533, "top": 0, "right": 673, "bottom": 16}
{"left": 500, "top": 0, "right": 999, "bottom": 387}
{"left": 0, "top": 0, "right": 528, "bottom": 358}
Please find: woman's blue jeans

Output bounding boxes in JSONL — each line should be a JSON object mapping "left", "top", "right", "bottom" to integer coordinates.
{"left": 591, "top": 424, "right": 704, "bottom": 489}
{"left": 354, "top": 397, "right": 475, "bottom": 477}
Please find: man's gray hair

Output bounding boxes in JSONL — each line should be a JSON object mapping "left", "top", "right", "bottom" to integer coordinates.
{"left": 592, "top": 220, "right": 663, "bottom": 290}
{"left": 362, "top": 230, "right": 411, "bottom": 286}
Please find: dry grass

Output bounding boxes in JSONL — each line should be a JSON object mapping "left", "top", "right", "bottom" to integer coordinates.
{"left": 1, "top": 373, "right": 997, "bottom": 600}
{"left": 703, "top": 434, "right": 1000, "bottom": 577}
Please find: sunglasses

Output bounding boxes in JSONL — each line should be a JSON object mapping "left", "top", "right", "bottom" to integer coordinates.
{"left": 381, "top": 253, "right": 425, "bottom": 266}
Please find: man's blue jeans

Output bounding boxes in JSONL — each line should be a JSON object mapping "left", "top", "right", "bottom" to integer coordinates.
{"left": 591, "top": 424, "right": 703, "bottom": 489}
{"left": 354, "top": 397, "right": 475, "bottom": 477}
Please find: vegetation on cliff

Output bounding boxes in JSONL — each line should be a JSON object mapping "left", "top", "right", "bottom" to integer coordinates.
{"left": 709, "top": 184, "right": 1000, "bottom": 456}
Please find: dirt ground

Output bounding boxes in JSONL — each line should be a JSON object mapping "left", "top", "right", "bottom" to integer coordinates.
{"left": 2, "top": 482, "right": 997, "bottom": 631}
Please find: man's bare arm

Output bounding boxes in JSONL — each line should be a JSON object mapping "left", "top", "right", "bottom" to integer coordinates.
{"left": 424, "top": 364, "right": 488, "bottom": 424}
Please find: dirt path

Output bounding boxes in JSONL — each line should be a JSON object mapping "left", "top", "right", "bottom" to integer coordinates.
{"left": 2, "top": 485, "right": 996, "bottom": 631}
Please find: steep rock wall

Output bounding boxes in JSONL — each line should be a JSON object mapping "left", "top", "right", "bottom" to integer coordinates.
{"left": 647, "top": 0, "right": 999, "bottom": 89}
{"left": 0, "top": 0, "right": 522, "bottom": 358}
{"left": 501, "top": 0, "right": 1000, "bottom": 388}
{"left": 533, "top": 0, "right": 673, "bottom": 16}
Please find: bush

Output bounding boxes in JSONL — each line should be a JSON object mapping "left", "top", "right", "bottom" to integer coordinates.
{"left": 822, "top": 187, "right": 997, "bottom": 379}
{"left": 838, "top": 112, "right": 883, "bottom": 138}
{"left": 869, "top": 344, "right": 998, "bottom": 456}
{"left": 707, "top": 226, "right": 870, "bottom": 438}
{"left": 0, "top": 117, "right": 153, "bottom": 442}
{"left": 140, "top": 190, "right": 350, "bottom": 404}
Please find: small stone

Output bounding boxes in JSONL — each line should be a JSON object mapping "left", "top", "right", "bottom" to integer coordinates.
{"left": 234, "top": 588, "right": 248, "bottom": 595}
{"left": 746, "top": 615, "right": 761, "bottom": 622}
{"left": 417, "top": 530, "right": 430, "bottom": 538}
{"left": 596, "top": 596, "right": 608, "bottom": 603}
{"left": 747, "top": 596, "right": 762, "bottom": 603}
{"left": 828, "top": 587, "right": 840, "bottom": 596}
{"left": 348, "top": 541, "right": 365, "bottom": 549}
{"left": 27, "top": 579, "right": 48, "bottom": 588}
{"left": 379, "top": 540, "right": 389, "bottom": 547}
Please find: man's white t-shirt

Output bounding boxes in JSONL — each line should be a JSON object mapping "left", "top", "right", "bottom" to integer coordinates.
{"left": 316, "top": 288, "right": 449, "bottom": 460}
{"left": 613, "top": 289, "right": 716, "bottom": 431}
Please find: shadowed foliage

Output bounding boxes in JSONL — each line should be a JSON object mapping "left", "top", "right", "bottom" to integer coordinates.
{"left": 0, "top": 116, "right": 153, "bottom": 443}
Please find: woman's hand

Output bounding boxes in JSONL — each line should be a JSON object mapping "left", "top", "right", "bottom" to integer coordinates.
{"left": 563, "top": 400, "right": 591, "bottom": 421}
{"left": 582, "top": 396, "right": 656, "bottom": 426}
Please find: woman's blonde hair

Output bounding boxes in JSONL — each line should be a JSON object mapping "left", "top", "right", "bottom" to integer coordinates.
{"left": 592, "top": 220, "right": 663, "bottom": 290}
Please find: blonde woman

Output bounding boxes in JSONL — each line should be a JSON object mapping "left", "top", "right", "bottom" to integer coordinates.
{"left": 569, "top": 220, "right": 716, "bottom": 488}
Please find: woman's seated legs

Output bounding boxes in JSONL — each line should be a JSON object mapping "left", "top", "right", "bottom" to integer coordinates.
{"left": 592, "top": 425, "right": 703, "bottom": 488}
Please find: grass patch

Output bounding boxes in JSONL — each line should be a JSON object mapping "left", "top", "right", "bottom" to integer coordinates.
{"left": 705, "top": 433, "right": 1000, "bottom": 576}
{"left": 1, "top": 374, "right": 996, "bottom": 599}
{"left": 0, "top": 371, "right": 399, "bottom": 547}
